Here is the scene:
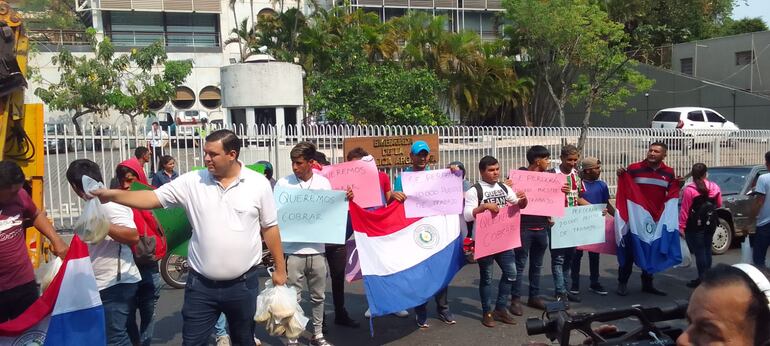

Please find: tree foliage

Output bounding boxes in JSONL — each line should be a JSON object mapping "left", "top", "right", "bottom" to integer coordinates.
{"left": 246, "top": 7, "right": 527, "bottom": 125}
{"left": 34, "top": 29, "right": 192, "bottom": 134}
{"left": 505, "top": 0, "right": 653, "bottom": 150}
{"left": 719, "top": 17, "right": 768, "bottom": 36}
{"left": 17, "top": 0, "right": 85, "bottom": 30}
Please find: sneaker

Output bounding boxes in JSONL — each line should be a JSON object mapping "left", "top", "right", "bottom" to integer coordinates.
{"left": 492, "top": 309, "right": 516, "bottom": 325}
{"left": 509, "top": 297, "right": 524, "bottom": 316}
{"left": 286, "top": 339, "right": 300, "bottom": 346}
{"left": 334, "top": 311, "right": 360, "bottom": 328}
{"left": 215, "top": 335, "right": 231, "bottom": 346}
{"left": 566, "top": 292, "right": 582, "bottom": 302}
{"left": 569, "top": 284, "right": 580, "bottom": 295}
{"left": 555, "top": 293, "right": 571, "bottom": 309}
{"left": 393, "top": 310, "right": 409, "bottom": 318}
{"left": 310, "top": 336, "right": 333, "bottom": 346}
{"left": 617, "top": 283, "right": 628, "bottom": 296}
{"left": 415, "top": 314, "right": 429, "bottom": 329}
{"left": 527, "top": 296, "right": 546, "bottom": 311}
{"left": 254, "top": 337, "right": 262, "bottom": 346}
{"left": 589, "top": 283, "right": 608, "bottom": 296}
{"left": 642, "top": 284, "right": 668, "bottom": 296}
{"left": 364, "top": 309, "right": 371, "bottom": 318}
{"left": 437, "top": 311, "right": 456, "bottom": 325}
{"left": 481, "top": 312, "right": 495, "bottom": 328}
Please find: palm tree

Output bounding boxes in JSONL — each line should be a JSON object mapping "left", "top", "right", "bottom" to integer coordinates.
{"left": 225, "top": 18, "right": 259, "bottom": 61}
{"left": 228, "top": 0, "right": 244, "bottom": 62}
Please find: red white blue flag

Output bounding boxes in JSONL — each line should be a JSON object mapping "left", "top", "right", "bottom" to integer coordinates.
{"left": 615, "top": 173, "right": 682, "bottom": 273}
{"left": 0, "top": 236, "right": 106, "bottom": 345}
{"left": 350, "top": 201, "right": 464, "bottom": 317}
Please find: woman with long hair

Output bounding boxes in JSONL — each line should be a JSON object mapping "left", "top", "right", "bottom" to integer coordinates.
{"left": 679, "top": 163, "right": 723, "bottom": 288}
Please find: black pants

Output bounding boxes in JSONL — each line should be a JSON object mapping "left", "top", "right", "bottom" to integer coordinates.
{"left": 150, "top": 146, "right": 163, "bottom": 173}
{"left": 325, "top": 244, "right": 347, "bottom": 314}
{"left": 618, "top": 244, "right": 653, "bottom": 286}
{"left": 0, "top": 280, "right": 39, "bottom": 322}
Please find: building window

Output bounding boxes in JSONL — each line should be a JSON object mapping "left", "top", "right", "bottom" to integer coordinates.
{"left": 172, "top": 86, "right": 196, "bottom": 109}
{"left": 735, "top": 50, "right": 753, "bottom": 65}
{"left": 681, "top": 58, "right": 693, "bottom": 75}
{"left": 199, "top": 86, "right": 222, "bottom": 109}
{"left": 105, "top": 11, "right": 220, "bottom": 48}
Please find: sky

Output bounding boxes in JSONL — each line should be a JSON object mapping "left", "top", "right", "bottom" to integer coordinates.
{"left": 732, "top": 0, "right": 770, "bottom": 24}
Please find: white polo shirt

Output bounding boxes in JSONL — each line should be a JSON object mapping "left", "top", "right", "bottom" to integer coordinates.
{"left": 154, "top": 164, "right": 277, "bottom": 280}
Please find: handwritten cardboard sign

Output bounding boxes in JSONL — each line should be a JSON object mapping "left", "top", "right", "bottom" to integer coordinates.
{"left": 577, "top": 216, "right": 617, "bottom": 255}
{"left": 550, "top": 204, "right": 606, "bottom": 249}
{"left": 474, "top": 205, "right": 522, "bottom": 259}
{"left": 274, "top": 186, "right": 348, "bottom": 244}
{"left": 508, "top": 170, "right": 565, "bottom": 217}
{"left": 318, "top": 159, "right": 382, "bottom": 209}
{"left": 402, "top": 169, "right": 464, "bottom": 218}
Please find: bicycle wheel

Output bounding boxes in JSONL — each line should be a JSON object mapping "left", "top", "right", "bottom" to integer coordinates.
{"left": 160, "top": 253, "right": 189, "bottom": 289}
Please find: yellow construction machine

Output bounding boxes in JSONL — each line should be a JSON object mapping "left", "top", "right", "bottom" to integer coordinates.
{"left": 0, "top": 1, "right": 49, "bottom": 268}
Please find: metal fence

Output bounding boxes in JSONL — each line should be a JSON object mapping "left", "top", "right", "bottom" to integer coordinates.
{"left": 42, "top": 124, "right": 770, "bottom": 229}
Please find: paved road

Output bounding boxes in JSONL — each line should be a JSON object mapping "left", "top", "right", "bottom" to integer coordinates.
{"left": 151, "top": 247, "right": 741, "bottom": 345}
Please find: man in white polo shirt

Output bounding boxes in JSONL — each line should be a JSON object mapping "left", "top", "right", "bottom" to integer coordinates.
{"left": 93, "top": 129, "right": 286, "bottom": 346}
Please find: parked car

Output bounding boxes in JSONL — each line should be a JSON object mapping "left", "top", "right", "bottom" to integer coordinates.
{"left": 652, "top": 107, "right": 739, "bottom": 148}
{"left": 682, "top": 165, "right": 767, "bottom": 255}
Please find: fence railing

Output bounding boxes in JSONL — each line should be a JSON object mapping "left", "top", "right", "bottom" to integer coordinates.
{"left": 42, "top": 124, "right": 770, "bottom": 228}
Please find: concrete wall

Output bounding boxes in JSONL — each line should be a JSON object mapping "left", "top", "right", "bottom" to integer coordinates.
{"left": 565, "top": 64, "right": 770, "bottom": 130}
{"left": 221, "top": 62, "right": 304, "bottom": 108}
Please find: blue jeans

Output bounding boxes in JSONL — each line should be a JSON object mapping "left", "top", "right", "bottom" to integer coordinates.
{"left": 751, "top": 223, "right": 770, "bottom": 268}
{"left": 512, "top": 228, "right": 548, "bottom": 299}
{"left": 101, "top": 282, "right": 139, "bottom": 346}
{"left": 182, "top": 268, "right": 259, "bottom": 346}
{"left": 550, "top": 246, "right": 575, "bottom": 295}
{"left": 570, "top": 250, "right": 600, "bottom": 288}
{"left": 214, "top": 313, "right": 228, "bottom": 337}
{"left": 127, "top": 264, "right": 161, "bottom": 346}
{"left": 415, "top": 287, "right": 449, "bottom": 321}
{"left": 477, "top": 249, "right": 516, "bottom": 313}
{"left": 685, "top": 228, "right": 715, "bottom": 280}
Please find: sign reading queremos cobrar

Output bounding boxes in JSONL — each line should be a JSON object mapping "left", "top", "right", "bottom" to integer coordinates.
{"left": 343, "top": 134, "right": 439, "bottom": 167}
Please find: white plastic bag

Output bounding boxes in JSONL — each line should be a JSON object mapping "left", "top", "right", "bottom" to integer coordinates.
{"left": 676, "top": 236, "right": 692, "bottom": 269}
{"left": 742, "top": 237, "right": 753, "bottom": 264}
{"left": 39, "top": 257, "right": 63, "bottom": 293}
{"left": 254, "top": 279, "right": 309, "bottom": 338}
{"left": 73, "top": 176, "right": 110, "bottom": 244}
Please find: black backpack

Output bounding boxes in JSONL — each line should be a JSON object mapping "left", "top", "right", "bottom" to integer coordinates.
{"left": 687, "top": 194, "right": 718, "bottom": 232}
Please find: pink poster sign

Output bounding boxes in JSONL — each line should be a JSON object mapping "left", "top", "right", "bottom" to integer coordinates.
{"left": 402, "top": 169, "right": 464, "bottom": 218}
{"left": 319, "top": 159, "right": 383, "bottom": 209}
{"left": 576, "top": 216, "right": 617, "bottom": 255}
{"left": 474, "top": 205, "right": 522, "bottom": 260}
{"left": 507, "top": 170, "right": 565, "bottom": 217}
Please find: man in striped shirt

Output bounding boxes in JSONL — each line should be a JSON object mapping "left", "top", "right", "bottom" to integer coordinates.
{"left": 616, "top": 142, "right": 676, "bottom": 296}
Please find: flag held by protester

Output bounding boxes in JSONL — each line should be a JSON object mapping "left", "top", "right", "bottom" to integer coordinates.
{"left": 350, "top": 201, "right": 464, "bottom": 317}
{"left": 0, "top": 236, "right": 106, "bottom": 345}
{"left": 615, "top": 173, "right": 682, "bottom": 274}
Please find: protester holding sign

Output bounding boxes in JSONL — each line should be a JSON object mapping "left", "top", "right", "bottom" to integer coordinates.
{"left": 90, "top": 130, "right": 287, "bottom": 346}
{"left": 392, "top": 140, "right": 457, "bottom": 328}
{"left": 277, "top": 142, "right": 350, "bottom": 346}
{"left": 463, "top": 156, "right": 527, "bottom": 328}
{"left": 547, "top": 145, "right": 590, "bottom": 306}
{"left": 509, "top": 146, "right": 553, "bottom": 315}
{"left": 570, "top": 157, "right": 614, "bottom": 297}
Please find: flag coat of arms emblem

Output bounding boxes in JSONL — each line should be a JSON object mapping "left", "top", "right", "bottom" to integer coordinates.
{"left": 615, "top": 173, "right": 682, "bottom": 274}
{"left": 0, "top": 236, "right": 106, "bottom": 345}
{"left": 349, "top": 202, "right": 463, "bottom": 317}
